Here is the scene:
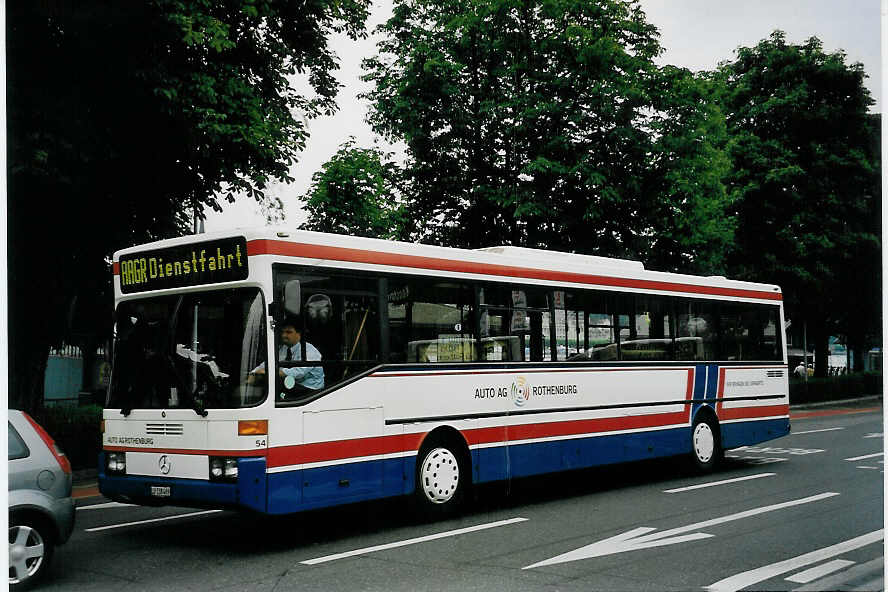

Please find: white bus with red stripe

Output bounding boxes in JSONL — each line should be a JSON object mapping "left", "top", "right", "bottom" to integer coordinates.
{"left": 100, "top": 228, "right": 789, "bottom": 515}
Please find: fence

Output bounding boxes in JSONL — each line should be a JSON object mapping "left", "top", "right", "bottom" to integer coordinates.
{"left": 44, "top": 342, "right": 110, "bottom": 406}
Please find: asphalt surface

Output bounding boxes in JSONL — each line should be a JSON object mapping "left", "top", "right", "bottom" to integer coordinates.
{"left": 52, "top": 398, "right": 883, "bottom": 591}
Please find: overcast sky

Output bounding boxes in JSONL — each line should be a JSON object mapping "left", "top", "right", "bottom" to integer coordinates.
{"left": 203, "top": 0, "right": 882, "bottom": 232}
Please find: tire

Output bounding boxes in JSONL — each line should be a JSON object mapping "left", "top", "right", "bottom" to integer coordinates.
{"left": 412, "top": 437, "right": 468, "bottom": 518}
{"left": 690, "top": 414, "right": 723, "bottom": 472}
{"left": 9, "top": 516, "right": 55, "bottom": 590}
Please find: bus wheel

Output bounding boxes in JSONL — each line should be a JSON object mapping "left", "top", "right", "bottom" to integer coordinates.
{"left": 413, "top": 439, "right": 467, "bottom": 517}
{"left": 691, "top": 415, "right": 722, "bottom": 472}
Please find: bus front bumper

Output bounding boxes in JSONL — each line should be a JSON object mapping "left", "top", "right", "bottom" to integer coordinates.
{"left": 98, "top": 453, "right": 267, "bottom": 513}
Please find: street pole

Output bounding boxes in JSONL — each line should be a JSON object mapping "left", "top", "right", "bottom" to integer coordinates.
{"left": 191, "top": 199, "right": 201, "bottom": 391}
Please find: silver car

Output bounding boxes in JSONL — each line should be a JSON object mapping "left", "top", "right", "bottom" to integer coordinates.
{"left": 8, "top": 409, "right": 76, "bottom": 589}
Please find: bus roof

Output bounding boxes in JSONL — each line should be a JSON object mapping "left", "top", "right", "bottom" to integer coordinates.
{"left": 113, "top": 227, "right": 783, "bottom": 302}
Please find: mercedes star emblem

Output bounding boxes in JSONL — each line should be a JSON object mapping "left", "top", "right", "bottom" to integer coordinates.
{"left": 158, "top": 455, "right": 171, "bottom": 475}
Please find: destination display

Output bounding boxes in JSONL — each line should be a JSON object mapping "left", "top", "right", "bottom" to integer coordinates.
{"left": 118, "top": 236, "right": 249, "bottom": 293}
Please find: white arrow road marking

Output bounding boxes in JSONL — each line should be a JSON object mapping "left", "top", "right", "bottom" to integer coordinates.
{"left": 706, "top": 529, "right": 882, "bottom": 592}
{"left": 523, "top": 492, "right": 839, "bottom": 570}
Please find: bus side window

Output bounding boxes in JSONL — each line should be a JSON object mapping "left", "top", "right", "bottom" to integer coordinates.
{"left": 623, "top": 295, "right": 673, "bottom": 361}
{"left": 397, "top": 280, "right": 476, "bottom": 363}
{"left": 479, "top": 285, "right": 524, "bottom": 361}
{"left": 552, "top": 291, "right": 585, "bottom": 361}
{"left": 272, "top": 267, "right": 381, "bottom": 400}
{"left": 521, "top": 288, "right": 551, "bottom": 362}
{"left": 585, "top": 293, "right": 618, "bottom": 361}
{"left": 676, "top": 299, "right": 717, "bottom": 361}
{"left": 720, "top": 303, "right": 782, "bottom": 361}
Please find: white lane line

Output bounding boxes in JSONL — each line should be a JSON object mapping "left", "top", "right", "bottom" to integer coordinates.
{"left": 794, "top": 556, "right": 884, "bottom": 592}
{"left": 793, "top": 427, "right": 845, "bottom": 435}
{"left": 301, "top": 517, "right": 528, "bottom": 565}
{"left": 85, "top": 510, "right": 222, "bottom": 532}
{"left": 845, "top": 452, "right": 884, "bottom": 461}
{"left": 664, "top": 473, "right": 775, "bottom": 493}
{"left": 785, "top": 559, "right": 855, "bottom": 584}
{"left": 706, "top": 529, "right": 883, "bottom": 592}
{"left": 77, "top": 502, "right": 134, "bottom": 511}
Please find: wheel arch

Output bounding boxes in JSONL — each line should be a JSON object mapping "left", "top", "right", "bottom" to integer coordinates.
{"left": 8, "top": 506, "right": 58, "bottom": 545}
{"left": 691, "top": 404, "right": 721, "bottom": 433}
{"left": 415, "top": 425, "right": 473, "bottom": 481}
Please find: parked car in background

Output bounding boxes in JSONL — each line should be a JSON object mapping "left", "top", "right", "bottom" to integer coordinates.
{"left": 8, "top": 410, "right": 76, "bottom": 589}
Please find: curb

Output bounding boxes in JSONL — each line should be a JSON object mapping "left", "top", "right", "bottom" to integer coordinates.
{"left": 790, "top": 395, "right": 883, "bottom": 410}
{"left": 73, "top": 484, "right": 101, "bottom": 499}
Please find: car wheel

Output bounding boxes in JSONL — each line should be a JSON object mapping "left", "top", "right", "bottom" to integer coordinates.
{"left": 9, "top": 518, "right": 54, "bottom": 590}
{"left": 412, "top": 438, "right": 468, "bottom": 518}
{"left": 691, "top": 414, "right": 722, "bottom": 472}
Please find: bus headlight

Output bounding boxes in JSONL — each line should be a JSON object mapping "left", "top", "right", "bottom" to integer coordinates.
{"left": 106, "top": 451, "right": 126, "bottom": 474}
{"left": 210, "top": 458, "right": 224, "bottom": 479}
{"left": 209, "top": 457, "right": 238, "bottom": 482}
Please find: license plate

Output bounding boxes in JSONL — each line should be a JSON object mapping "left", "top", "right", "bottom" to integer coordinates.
{"left": 150, "top": 486, "right": 171, "bottom": 497}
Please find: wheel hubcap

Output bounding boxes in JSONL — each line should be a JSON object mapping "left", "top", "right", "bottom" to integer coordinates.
{"left": 420, "top": 447, "right": 460, "bottom": 504}
{"left": 694, "top": 423, "right": 715, "bottom": 463}
{"left": 9, "top": 525, "right": 45, "bottom": 585}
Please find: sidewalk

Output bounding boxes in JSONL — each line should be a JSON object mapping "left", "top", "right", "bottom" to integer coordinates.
{"left": 71, "top": 395, "right": 883, "bottom": 499}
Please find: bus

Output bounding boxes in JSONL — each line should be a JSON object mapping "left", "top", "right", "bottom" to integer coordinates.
{"left": 100, "top": 229, "right": 790, "bottom": 515}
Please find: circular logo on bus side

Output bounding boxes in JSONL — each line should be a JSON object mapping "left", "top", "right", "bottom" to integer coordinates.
{"left": 512, "top": 376, "right": 530, "bottom": 407}
{"left": 158, "top": 455, "right": 171, "bottom": 475}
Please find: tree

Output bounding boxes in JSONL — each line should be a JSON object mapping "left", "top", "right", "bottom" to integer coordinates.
{"left": 7, "top": 0, "right": 370, "bottom": 412}
{"left": 299, "top": 139, "right": 406, "bottom": 239}
{"left": 642, "top": 66, "right": 734, "bottom": 273}
{"left": 362, "top": 0, "right": 733, "bottom": 273}
{"left": 717, "top": 32, "right": 880, "bottom": 375}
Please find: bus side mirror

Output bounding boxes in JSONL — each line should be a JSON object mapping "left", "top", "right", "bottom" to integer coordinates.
{"left": 284, "top": 280, "right": 301, "bottom": 316}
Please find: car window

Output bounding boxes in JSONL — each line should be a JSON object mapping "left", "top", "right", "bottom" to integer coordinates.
{"left": 8, "top": 422, "right": 29, "bottom": 460}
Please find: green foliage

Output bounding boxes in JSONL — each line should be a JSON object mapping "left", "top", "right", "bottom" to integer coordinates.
{"left": 716, "top": 31, "right": 881, "bottom": 372}
{"left": 789, "top": 373, "right": 883, "bottom": 405}
{"left": 299, "top": 139, "right": 407, "bottom": 239}
{"left": 643, "top": 66, "right": 735, "bottom": 273}
{"left": 36, "top": 405, "right": 104, "bottom": 471}
{"left": 362, "top": 0, "right": 733, "bottom": 273}
{"left": 7, "top": 0, "right": 370, "bottom": 413}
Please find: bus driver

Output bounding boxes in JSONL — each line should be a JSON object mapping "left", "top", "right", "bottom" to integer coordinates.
{"left": 247, "top": 317, "right": 324, "bottom": 394}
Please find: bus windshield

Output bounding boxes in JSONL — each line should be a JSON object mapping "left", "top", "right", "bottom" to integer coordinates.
{"left": 108, "top": 288, "right": 267, "bottom": 412}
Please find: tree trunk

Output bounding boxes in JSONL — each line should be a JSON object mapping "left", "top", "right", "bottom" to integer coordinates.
{"left": 812, "top": 330, "right": 830, "bottom": 378}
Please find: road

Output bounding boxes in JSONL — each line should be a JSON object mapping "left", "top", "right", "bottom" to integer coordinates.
{"left": 47, "top": 404, "right": 882, "bottom": 591}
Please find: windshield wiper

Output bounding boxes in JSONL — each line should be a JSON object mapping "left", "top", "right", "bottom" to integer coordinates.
{"left": 191, "top": 396, "right": 208, "bottom": 417}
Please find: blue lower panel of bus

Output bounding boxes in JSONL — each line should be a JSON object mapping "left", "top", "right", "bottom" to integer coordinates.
{"left": 97, "top": 454, "right": 268, "bottom": 513}
{"left": 473, "top": 426, "right": 690, "bottom": 484}
{"left": 721, "top": 418, "right": 791, "bottom": 450}
{"left": 100, "top": 418, "right": 790, "bottom": 515}
{"left": 267, "top": 458, "right": 408, "bottom": 514}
